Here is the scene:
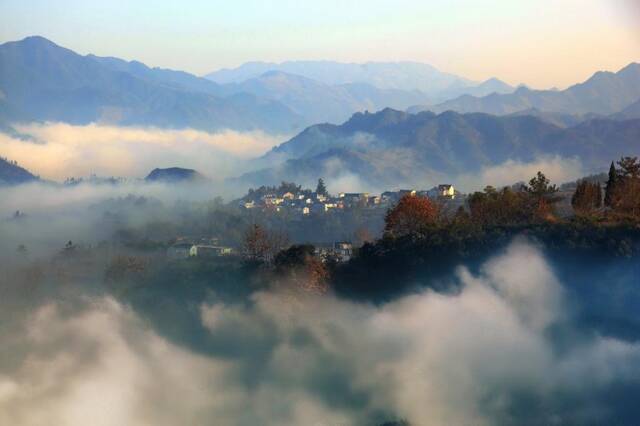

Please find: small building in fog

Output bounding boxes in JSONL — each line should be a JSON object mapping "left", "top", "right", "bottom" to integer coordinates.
{"left": 190, "top": 245, "right": 233, "bottom": 258}
{"left": 167, "top": 243, "right": 193, "bottom": 260}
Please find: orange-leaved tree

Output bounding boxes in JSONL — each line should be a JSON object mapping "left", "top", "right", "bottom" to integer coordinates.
{"left": 384, "top": 195, "right": 439, "bottom": 238}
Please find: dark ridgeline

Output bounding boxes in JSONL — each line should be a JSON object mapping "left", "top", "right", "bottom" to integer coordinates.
{"left": 0, "top": 157, "right": 38, "bottom": 185}
{"left": 237, "top": 107, "right": 640, "bottom": 188}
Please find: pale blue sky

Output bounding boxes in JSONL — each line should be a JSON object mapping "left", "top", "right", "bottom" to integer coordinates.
{"left": 1, "top": 0, "right": 638, "bottom": 88}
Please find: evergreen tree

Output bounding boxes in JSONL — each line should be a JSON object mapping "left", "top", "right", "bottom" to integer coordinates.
{"left": 572, "top": 180, "right": 602, "bottom": 214}
{"left": 315, "top": 178, "right": 328, "bottom": 196}
{"left": 604, "top": 161, "right": 617, "bottom": 207}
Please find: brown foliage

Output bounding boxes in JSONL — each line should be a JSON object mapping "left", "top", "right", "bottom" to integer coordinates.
{"left": 384, "top": 195, "right": 439, "bottom": 238}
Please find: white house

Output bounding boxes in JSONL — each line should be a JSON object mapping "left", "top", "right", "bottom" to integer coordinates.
{"left": 438, "top": 184, "right": 456, "bottom": 198}
{"left": 167, "top": 243, "right": 193, "bottom": 260}
{"left": 190, "top": 245, "right": 233, "bottom": 257}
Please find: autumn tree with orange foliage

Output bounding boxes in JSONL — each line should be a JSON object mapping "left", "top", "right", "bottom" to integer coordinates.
{"left": 384, "top": 195, "right": 439, "bottom": 238}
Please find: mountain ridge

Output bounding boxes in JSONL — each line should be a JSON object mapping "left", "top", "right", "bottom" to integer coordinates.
{"left": 236, "top": 108, "right": 640, "bottom": 189}
{"left": 421, "top": 63, "right": 640, "bottom": 116}
{"left": 0, "top": 36, "right": 302, "bottom": 133}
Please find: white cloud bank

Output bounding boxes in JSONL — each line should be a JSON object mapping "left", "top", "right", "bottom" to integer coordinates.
{"left": 0, "top": 123, "right": 286, "bottom": 181}
{"left": 1, "top": 240, "right": 639, "bottom": 425}
{"left": 456, "top": 156, "right": 586, "bottom": 192}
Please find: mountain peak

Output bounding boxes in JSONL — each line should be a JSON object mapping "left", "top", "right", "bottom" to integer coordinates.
{"left": 14, "top": 35, "right": 60, "bottom": 48}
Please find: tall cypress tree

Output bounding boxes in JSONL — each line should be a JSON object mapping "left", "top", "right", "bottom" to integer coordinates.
{"left": 604, "top": 161, "right": 617, "bottom": 207}
{"left": 316, "top": 178, "right": 328, "bottom": 196}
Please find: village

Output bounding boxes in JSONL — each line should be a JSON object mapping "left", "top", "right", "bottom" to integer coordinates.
{"left": 165, "top": 181, "right": 462, "bottom": 263}
{"left": 239, "top": 180, "right": 460, "bottom": 216}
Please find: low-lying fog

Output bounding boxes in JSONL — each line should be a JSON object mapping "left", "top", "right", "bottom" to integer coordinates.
{"left": 1, "top": 240, "right": 639, "bottom": 425}
{"left": 1, "top": 122, "right": 588, "bottom": 193}
{"left": 0, "top": 122, "right": 285, "bottom": 181}
{"left": 1, "top": 122, "right": 635, "bottom": 426}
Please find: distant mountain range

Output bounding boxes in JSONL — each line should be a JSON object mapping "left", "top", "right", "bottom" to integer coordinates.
{"left": 0, "top": 157, "right": 38, "bottom": 185}
{"left": 206, "top": 60, "right": 475, "bottom": 93}
{"left": 0, "top": 36, "right": 302, "bottom": 133}
{"left": 214, "top": 70, "right": 433, "bottom": 124}
{"left": 2, "top": 36, "right": 638, "bottom": 136}
{"left": 411, "top": 63, "right": 640, "bottom": 117}
{"left": 0, "top": 37, "right": 520, "bottom": 133}
{"left": 613, "top": 99, "right": 640, "bottom": 121}
{"left": 235, "top": 108, "right": 640, "bottom": 189}
{"left": 206, "top": 60, "right": 516, "bottom": 105}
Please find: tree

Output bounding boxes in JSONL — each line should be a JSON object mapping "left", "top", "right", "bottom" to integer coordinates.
{"left": 571, "top": 180, "right": 602, "bottom": 214}
{"left": 617, "top": 156, "right": 640, "bottom": 179}
{"left": 610, "top": 157, "right": 640, "bottom": 218}
{"left": 604, "top": 161, "right": 618, "bottom": 207}
{"left": 525, "top": 171, "right": 558, "bottom": 199}
{"left": 384, "top": 195, "right": 439, "bottom": 238}
{"left": 524, "top": 171, "right": 560, "bottom": 221}
{"left": 274, "top": 244, "right": 329, "bottom": 294}
{"left": 316, "top": 178, "right": 328, "bottom": 197}
{"left": 242, "top": 224, "right": 290, "bottom": 263}
{"left": 242, "top": 224, "right": 271, "bottom": 263}
{"left": 468, "top": 186, "right": 532, "bottom": 226}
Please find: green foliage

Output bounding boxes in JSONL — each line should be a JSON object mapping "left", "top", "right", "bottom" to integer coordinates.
{"left": 315, "top": 178, "right": 329, "bottom": 196}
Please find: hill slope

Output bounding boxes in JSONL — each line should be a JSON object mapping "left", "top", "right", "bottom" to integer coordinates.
{"left": 0, "top": 157, "right": 39, "bottom": 185}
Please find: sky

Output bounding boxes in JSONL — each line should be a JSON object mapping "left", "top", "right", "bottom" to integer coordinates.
{"left": 0, "top": 0, "right": 639, "bottom": 88}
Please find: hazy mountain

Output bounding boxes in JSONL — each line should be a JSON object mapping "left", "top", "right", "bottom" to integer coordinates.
{"left": 0, "top": 157, "right": 38, "bottom": 185}
{"left": 505, "top": 108, "right": 601, "bottom": 128}
{"left": 88, "top": 54, "right": 225, "bottom": 96}
{"left": 145, "top": 167, "right": 205, "bottom": 183}
{"left": 236, "top": 108, "right": 640, "bottom": 188}
{"left": 408, "top": 78, "right": 515, "bottom": 111}
{"left": 612, "top": 98, "right": 640, "bottom": 120}
{"left": 0, "top": 36, "right": 302, "bottom": 133}
{"left": 217, "top": 70, "right": 432, "bottom": 125}
{"left": 425, "top": 63, "right": 640, "bottom": 116}
{"left": 206, "top": 60, "right": 475, "bottom": 94}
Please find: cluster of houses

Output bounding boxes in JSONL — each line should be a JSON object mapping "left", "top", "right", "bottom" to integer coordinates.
{"left": 166, "top": 184, "right": 458, "bottom": 262}
{"left": 314, "top": 241, "right": 354, "bottom": 263}
{"left": 167, "top": 237, "right": 234, "bottom": 260}
{"left": 241, "top": 184, "right": 458, "bottom": 215}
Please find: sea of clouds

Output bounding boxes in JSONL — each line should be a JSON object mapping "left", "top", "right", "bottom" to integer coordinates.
{"left": 1, "top": 240, "right": 639, "bottom": 425}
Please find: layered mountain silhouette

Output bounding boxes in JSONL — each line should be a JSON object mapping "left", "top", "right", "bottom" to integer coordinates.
{"left": 3, "top": 36, "right": 637, "bottom": 136}
{"left": 0, "top": 36, "right": 302, "bottom": 133}
{"left": 413, "top": 64, "right": 640, "bottom": 116}
{"left": 0, "top": 37, "right": 518, "bottom": 132}
{"left": 216, "top": 70, "right": 432, "bottom": 124}
{"left": 236, "top": 108, "right": 640, "bottom": 188}
{"left": 206, "top": 61, "right": 515, "bottom": 106}
{"left": 613, "top": 98, "right": 640, "bottom": 121}
{"left": 205, "top": 60, "right": 476, "bottom": 93}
